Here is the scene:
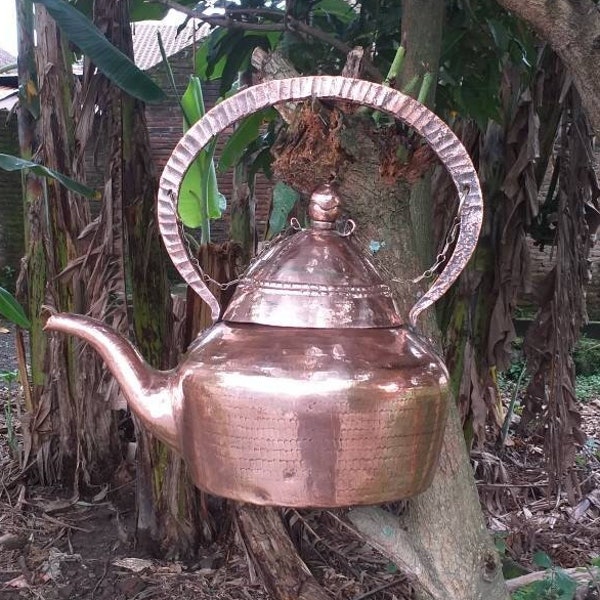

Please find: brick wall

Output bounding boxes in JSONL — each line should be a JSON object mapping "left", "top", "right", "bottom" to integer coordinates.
{"left": 0, "top": 111, "right": 25, "bottom": 278}
{"left": 144, "top": 48, "right": 273, "bottom": 242}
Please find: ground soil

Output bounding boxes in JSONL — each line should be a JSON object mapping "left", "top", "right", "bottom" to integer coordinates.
{"left": 0, "top": 320, "right": 599, "bottom": 600}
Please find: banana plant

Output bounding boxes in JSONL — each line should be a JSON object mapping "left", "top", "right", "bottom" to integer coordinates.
{"left": 33, "top": 0, "right": 166, "bottom": 103}
{"left": 0, "top": 153, "right": 97, "bottom": 199}
{"left": 178, "top": 76, "right": 226, "bottom": 241}
{"left": 157, "top": 34, "right": 226, "bottom": 241}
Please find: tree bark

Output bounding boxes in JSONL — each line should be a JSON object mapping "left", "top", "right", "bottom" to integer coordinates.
{"left": 494, "top": 0, "right": 600, "bottom": 137}
{"left": 350, "top": 6, "right": 508, "bottom": 596}
{"left": 34, "top": 6, "right": 90, "bottom": 484}
{"left": 94, "top": 0, "right": 205, "bottom": 557}
{"left": 15, "top": 0, "right": 44, "bottom": 410}
{"left": 400, "top": 0, "right": 445, "bottom": 298}
{"left": 236, "top": 505, "right": 331, "bottom": 600}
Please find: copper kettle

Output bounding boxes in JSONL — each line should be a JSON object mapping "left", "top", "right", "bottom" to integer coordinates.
{"left": 45, "top": 77, "right": 483, "bottom": 507}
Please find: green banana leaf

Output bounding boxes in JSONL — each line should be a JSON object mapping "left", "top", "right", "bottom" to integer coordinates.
{"left": 0, "top": 153, "right": 98, "bottom": 199}
{"left": 0, "top": 287, "right": 30, "bottom": 329}
{"left": 34, "top": 0, "right": 166, "bottom": 104}
{"left": 268, "top": 183, "right": 300, "bottom": 238}
{"left": 178, "top": 77, "right": 226, "bottom": 234}
{"left": 218, "top": 108, "right": 277, "bottom": 173}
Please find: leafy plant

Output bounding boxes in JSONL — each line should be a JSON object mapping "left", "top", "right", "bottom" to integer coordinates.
{"left": 0, "top": 153, "right": 97, "bottom": 199}
{"left": 1, "top": 369, "right": 19, "bottom": 458}
{"left": 0, "top": 267, "right": 17, "bottom": 294}
{"left": 33, "top": 0, "right": 166, "bottom": 103}
{"left": 267, "top": 183, "right": 301, "bottom": 238}
{"left": 512, "top": 553, "right": 577, "bottom": 600}
{"left": 575, "top": 374, "right": 600, "bottom": 401}
{"left": 0, "top": 287, "right": 30, "bottom": 329}
{"left": 573, "top": 337, "right": 600, "bottom": 376}
{"left": 178, "top": 75, "right": 226, "bottom": 238}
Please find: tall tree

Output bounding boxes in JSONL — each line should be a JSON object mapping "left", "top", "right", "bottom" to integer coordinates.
{"left": 494, "top": 0, "right": 600, "bottom": 137}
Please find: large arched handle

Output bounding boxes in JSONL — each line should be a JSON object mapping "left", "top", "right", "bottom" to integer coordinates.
{"left": 157, "top": 76, "right": 483, "bottom": 326}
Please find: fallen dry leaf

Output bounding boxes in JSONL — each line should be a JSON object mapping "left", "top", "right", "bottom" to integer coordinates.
{"left": 112, "top": 557, "right": 153, "bottom": 573}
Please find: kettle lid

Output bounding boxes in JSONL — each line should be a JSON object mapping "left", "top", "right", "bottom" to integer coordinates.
{"left": 223, "top": 185, "right": 403, "bottom": 328}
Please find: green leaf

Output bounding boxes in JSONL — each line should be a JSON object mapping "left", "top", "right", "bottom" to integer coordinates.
{"left": 268, "top": 183, "right": 299, "bottom": 237}
{"left": 129, "top": 0, "right": 168, "bottom": 21}
{"left": 553, "top": 569, "right": 577, "bottom": 600}
{"left": 532, "top": 551, "right": 552, "bottom": 570}
{"left": 195, "top": 30, "right": 229, "bottom": 81}
{"left": 313, "top": 0, "right": 355, "bottom": 23}
{"left": 218, "top": 108, "right": 277, "bottom": 173}
{"left": 0, "top": 153, "right": 98, "bottom": 199}
{"left": 0, "top": 287, "right": 30, "bottom": 329}
{"left": 178, "top": 78, "right": 225, "bottom": 230}
{"left": 34, "top": 0, "right": 166, "bottom": 104}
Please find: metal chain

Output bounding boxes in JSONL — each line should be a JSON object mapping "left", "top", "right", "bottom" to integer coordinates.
{"left": 412, "top": 185, "right": 470, "bottom": 284}
{"left": 172, "top": 189, "right": 302, "bottom": 292}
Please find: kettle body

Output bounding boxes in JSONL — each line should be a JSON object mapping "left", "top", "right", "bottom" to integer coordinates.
{"left": 177, "top": 322, "right": 448, "bottom": 506}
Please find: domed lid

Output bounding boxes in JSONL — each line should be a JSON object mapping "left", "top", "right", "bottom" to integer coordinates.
{"left": 223, "top": 185, "right": 402, "bottom": 328}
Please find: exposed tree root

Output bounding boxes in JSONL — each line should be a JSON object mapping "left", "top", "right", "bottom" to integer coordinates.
{"left": 236, "top": 505, "right": 331, "bottom": 600}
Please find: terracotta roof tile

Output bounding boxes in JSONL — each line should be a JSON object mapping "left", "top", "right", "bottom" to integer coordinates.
{"left": 132, "top": 21, "right": 208, "bottom": 71}
{"left": 0, "top": 48, "right": 16, "bottom": 68}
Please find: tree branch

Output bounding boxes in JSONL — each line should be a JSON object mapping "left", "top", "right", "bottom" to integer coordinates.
{"left": 495, "top": 0, "right": 600, "bottom": 136}
{"left": 506, "top": 566, "right": 600, "bottom": 594}
{"left": 156, "top": 0, "right": 382, "bottom": 81}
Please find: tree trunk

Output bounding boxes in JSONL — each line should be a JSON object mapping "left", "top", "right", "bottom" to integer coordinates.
{"left": 236, "top": 505, "right": 330, "bottom": 600}
{"left": 94, "top": 0, "right": 204, "bottom": 557}
{"left": 15, "top": 0, "right": 44, "bottom": 413}
{"left": 494, "top": 0, "right": 600, "bottom": 137}
{"left": 348, "top": 5, "right": 508, "bottom": 597}
{"left": 400, "top": 0, "right": 444, "bottom": 267}
{"left": 33, "top": 6, "right": 92, "bottom": 485}
{"left": 252, "top": 39, "right": 509, "bottom": 597}
{"left": 341, "top": 130, "right": 508, "bottom": 600}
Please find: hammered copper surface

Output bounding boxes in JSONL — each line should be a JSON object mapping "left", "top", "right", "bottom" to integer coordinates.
{"left": 179, "top": 322, "right": 448, "bottom": 507}
{"left": 157, "top": 76, "right": 484, "bottom": 327}
{"left": 45, "top": 313, "right": 449, "bottom": 507}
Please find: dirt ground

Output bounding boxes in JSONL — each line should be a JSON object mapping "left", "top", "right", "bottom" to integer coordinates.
{"left": 0, "top": 321, "right": 599, "bottom": 600}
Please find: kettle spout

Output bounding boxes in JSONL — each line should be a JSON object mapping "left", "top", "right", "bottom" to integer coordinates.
{"left": 44, "top": 312, "right": 181, "bottom": 454}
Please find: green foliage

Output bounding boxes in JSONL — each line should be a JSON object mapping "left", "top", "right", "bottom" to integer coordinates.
{"left": 439, "top": 0, "right": 537, "bottom": 128}
{"left": 218, "top": 108, "right": 278, "bottom": 173}
{"left": 0, "top": 267, "right": 17, "bottom": 295}
{"left": 0, "top": 287, "right": 30, "bottom": 329}
{"left": 575, "top": 374, "right": 600, "bottom": 401}
{"left": 510, "top": 552, "right": 577, "bottom": 600}
{"left": 572, "top": 338, "right": 600, "bottom": 376}
{"left": 533, "top": 552, "right": 553, "bottom": 570}
{"left": 34, "top": 0, "right": 166, "bottom": 103}
{"left": 0, "top": 153, "right": 97, "bottom": 199}
{"left": 1, "top": 369, "right": 19, "bottom": 458}
{"left": 196, "top": 29, "right": 280, "bottom": 97}
{"left": 178, "top": 76, "right": 226, "bottom": 234}
{"left": 268, "top": 183, "right": 300, "bottom": 238}
{"left": 512, "top": 569, "right": 577, "bottom": 600}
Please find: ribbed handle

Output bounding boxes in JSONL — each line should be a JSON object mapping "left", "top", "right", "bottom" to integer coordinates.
{"left": 157, "top": 76, "right": 483, "bottom": 326}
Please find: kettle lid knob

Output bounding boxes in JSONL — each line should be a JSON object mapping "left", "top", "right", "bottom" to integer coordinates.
{"left": 309, "top": 185, "right": 342, "bottom": 229}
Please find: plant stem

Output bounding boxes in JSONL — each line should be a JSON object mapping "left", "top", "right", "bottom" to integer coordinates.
{"left": 384, "top": 46, "right": 406, "bottom": 86}
{"left": 500, "top": 364, "right": 526, "bottom": 449}
{"left": 417, "top": 72, "right": 434, "bottom": 104}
